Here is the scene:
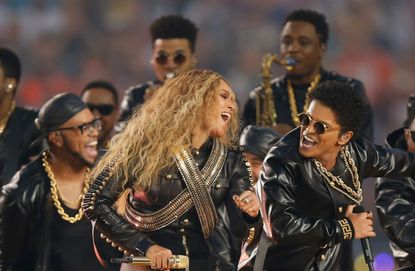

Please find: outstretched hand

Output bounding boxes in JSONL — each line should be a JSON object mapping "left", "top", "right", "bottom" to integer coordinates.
{"left": 233, "top": 190, "right": 260, "bottom": 217}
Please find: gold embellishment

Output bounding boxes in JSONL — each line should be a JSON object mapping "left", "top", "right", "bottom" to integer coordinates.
{"left": 175, "top": 150, "right": 218, "bottom": 238}
{"left": 42, "top": 151, "right": 90, "bottom": 223}
{"left": 246, "top": 227, "right": 256, "bottom": 244}
{"left": 339, "top": 218, "right": 353, "bottom": 240}
{"left": 124, "top": 139, "right": 226, "bottom": 237}
{"left": 314, "top": 146, "right": 362, "bottom": 204}
{"left": 287, "top": 73, "right": 321, "bottom": 126}
{"left": 0, "top": 100, "right": 16, "bottom": 136}
{"left": 240, "top": 147, "right": 254, "bottom": 189}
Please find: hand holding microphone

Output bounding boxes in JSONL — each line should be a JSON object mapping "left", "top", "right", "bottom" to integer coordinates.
{"left": 112, "top": 244, "right": 189, "bottom": 270}
{"left": 345, "top": 205, "right": 375, "bottom": 271}
{"left": 111, "top": 255, "right": 189, "bottom": 270}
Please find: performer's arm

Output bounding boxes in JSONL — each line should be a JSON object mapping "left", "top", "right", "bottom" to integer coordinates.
{"left": 356, "top": 139, "right": 415, "bottom": 178}
{"left": 376, "top": 177, "right": 415, "bottom": 260}
{"left": 82, "top": 164, "right": 155, "bottom": 256}
{"left": 0, "top": 185, "right": 30, "bottom": 269}
{"left": 226, "top": 149, "right": 260, "bottom": 239}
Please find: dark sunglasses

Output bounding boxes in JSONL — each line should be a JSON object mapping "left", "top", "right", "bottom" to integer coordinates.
{"left": 298, "top": 113, "right": 341, "bottom": 135}
{"left": 155, "top": 52, "right": 187, "bottom": 65}
{"left": 55, "top": 118, "right": 102, "bottom": 135}
{"left": 86, "top": 103, "right": 114, "bottom": 116}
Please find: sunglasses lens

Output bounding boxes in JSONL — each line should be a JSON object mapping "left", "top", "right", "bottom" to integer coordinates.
{"left": 174, "top": 53, "right": 186, "bottom": 65}
{"left": 87, "top": 104, "right": 114, "bottom": 116}
{"left": 97, "top": 105, "right": 114, "bottom": 116}
{"left": 299, "top": 113, "right": 310, "bottom": 126}
{"left": 155, "top": 54, "right": 168, "bottom": 65}
{"left": 314, "top": 122, "right": 326, "bottom": 134}
{"left": 155, "top": 53, "right": 186, "bottom": 65}
{"left": 87, "top": 103, "right": 95, "bottom": 110}
{"left": 411, "top": 131, "right": 415, "bottom": 142}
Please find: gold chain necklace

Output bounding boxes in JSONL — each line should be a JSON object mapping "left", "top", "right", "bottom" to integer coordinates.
{"left": 0, "top": 101, "right": 16, "bottom": 136}
{"left": 42, "top": 151, "right": 90, "bottom": 223}
{"left": 313, "top": 146, "right": 362, "bottom": 204}
{"left": 287, "top": 73, "right": 321, "bottom": 126}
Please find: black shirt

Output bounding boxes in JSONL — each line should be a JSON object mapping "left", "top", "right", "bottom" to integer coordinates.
{"left": 50, "top": 204, "right": 118, "bottom": 271}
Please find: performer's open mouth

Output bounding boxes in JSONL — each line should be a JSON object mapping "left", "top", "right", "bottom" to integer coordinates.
{"left": 301, "top": 134, "right": 317, "bottom": 149}
{"left": 221, "top": 112, "right": 231, "bottom": 123}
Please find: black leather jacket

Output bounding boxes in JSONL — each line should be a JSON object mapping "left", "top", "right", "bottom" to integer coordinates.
{"left": 376, "top": 128, "right": 415, "bottom": 270}
{"left": 257, "top": 128, "right": 415, "bottom": 270}
{"left": 83, "top": 139, "right": 256, "bottom": 267}
{"left": 242, "top": 69, "right": 374, "bottom": 141}
{"left": 119, "top": 80, "right": 161, "bottom": 122}
{"left": 0, "top": 156, "right": 120, "bottom": 271}
{"left": 0, "top": 106, "right": 42, "bottom": 185}
{"left": 0, "top": 157, "right": 51, "bottom": 271}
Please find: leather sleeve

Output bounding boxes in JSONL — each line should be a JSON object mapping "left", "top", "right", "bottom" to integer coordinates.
{"left": 18, "top": 108, "right": 42, "bottom": 166}
{"left": 225, "top": 148, "right": 259, "bottom": 239}
{"left": 119, "top": 85, "right": 146, "bottom": 122}
{"left": 82, "top": 164, "right": 155, "bottom": 255}
{"left": 376, "top": 177, "right": 415, "bottom": 262}
{"left": 356, "top": 139, "right": 415, "bottom": 178}
{"left": 259, "top": 153, "right": 345, "bottom": 248}
{"left": 0, "top": 178, "right": 32, "bottom": 269}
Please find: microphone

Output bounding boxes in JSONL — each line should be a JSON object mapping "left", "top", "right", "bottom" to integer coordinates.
{"left": 111, "top": 255, "right": 189, "bottom": 269}
{"left": 353, "top": 205, "right": 374, "bottom": 271}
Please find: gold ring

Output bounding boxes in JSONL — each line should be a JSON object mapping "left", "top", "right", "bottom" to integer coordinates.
{"left": 243, "top": 197, "right": 252, "bottom": 204}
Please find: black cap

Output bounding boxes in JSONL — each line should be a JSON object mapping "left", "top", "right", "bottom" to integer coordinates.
{"left": 239, "top": 125, "right": 282, "bottom": 159}
{"left": 35, "top": 93, "right": 87, "bottom": 135}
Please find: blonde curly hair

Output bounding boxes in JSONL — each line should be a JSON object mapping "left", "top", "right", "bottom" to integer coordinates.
{"left": 91, "top": 69, "right": 240, "bottom": 190}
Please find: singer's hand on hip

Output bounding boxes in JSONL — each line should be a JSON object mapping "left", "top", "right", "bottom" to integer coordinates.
{"left": 146, "top": 244, "right": 173, "bottom": 270}
{"left": 345, "top": 204, "right": 376, "bottom": 239}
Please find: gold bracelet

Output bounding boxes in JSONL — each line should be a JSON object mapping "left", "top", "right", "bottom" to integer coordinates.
{"left": 338, "top": 218, "right": 353, "bottom": 240}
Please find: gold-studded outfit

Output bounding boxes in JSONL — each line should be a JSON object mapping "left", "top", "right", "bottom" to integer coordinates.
{"left": 82, "top": 138, "right": 256, "bottom": 271}
{"left": 242, "top": 69, "right": 374, "bottom": 140}
{"left": 0, "top": 156, "right": 121, "bottom": 271}
{"left": 256, "top": 128, "right": 415, "bottom": 270}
